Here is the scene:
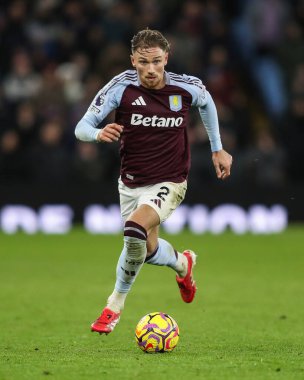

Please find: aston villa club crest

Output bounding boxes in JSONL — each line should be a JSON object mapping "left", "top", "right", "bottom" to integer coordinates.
{"left": 169, "top": 95, "right": 182, "bottom": 111}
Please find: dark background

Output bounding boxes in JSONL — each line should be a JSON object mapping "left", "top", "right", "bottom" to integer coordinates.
{"left": 1, "top": 0, "right": 304, "bottom": 223}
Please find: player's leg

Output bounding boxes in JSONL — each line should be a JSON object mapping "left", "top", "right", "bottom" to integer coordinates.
{"left": 107, "top": 204, "right": 159, "bottom": 309}
{"left": 145, "top": 230, "right": 197, "bottom": 303}
{"left": 91, "top": 203, "right": 159, "bottom": 334}
{"left": 146, "top": 229, "right": 188, "bottom": 277}
{"left": 141, "top": 181, "right": 197, "bottom": 303}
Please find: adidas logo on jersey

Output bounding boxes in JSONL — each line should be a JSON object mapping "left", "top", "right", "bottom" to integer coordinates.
{"left": 132, "top": 96, "right": 146, "bottom": 106}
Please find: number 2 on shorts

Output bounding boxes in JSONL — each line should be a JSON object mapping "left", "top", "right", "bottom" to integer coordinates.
{"left": 157, "top": 186, "right": 170, "bottom": 201}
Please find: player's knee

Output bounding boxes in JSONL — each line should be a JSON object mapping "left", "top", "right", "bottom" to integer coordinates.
{"left": 124, "top": 221, "right": 147, "bottom": 259}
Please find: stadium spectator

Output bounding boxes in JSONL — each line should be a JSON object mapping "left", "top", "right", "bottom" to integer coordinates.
{"left": 281, "top": 93, "right": 304, "bottom": 184}
{"left": 231, "top": 0, "right": 289, "bottom": 119}
{"left": 275, "top": 19, "right": 304, "bottom": 88}
{"left": 72, "top": 142, "right": 105, "bottom": 184}
{"left": 3, "top": 50, "right": 42, "bottom": 103}
{"left": 0, "top": 0, "right": 29, "bottom": 71}
{"left": 240, "top": 129, "right": 286, "bottom": 187}
{"left": 29, "top": 119, "right": 71, "bottom": 184}
{"left": 0, "top": 129, "right": 28, "bottom": 183}
{"left": 14, "top": 101, "right": 40, "bottom": 148}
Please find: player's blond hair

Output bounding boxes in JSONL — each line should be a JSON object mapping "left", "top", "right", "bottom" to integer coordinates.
{"left": 131, "top": 29, "right": 170, "bottom": 53}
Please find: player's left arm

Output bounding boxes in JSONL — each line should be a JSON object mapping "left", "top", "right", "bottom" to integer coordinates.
{"left": 211, "top": 149, "right": 233, "bottom": 180}
{"left": 192, "top": 82, "right": 233, "bottom": 180}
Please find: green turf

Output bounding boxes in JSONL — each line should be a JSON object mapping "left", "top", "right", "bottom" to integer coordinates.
{"left": 0, "top": 226, "right": 303, "bottom": 380}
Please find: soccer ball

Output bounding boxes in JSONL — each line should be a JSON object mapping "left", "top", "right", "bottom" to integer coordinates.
{"left": 135, "top": 312, "right": 179, "bottom": 353}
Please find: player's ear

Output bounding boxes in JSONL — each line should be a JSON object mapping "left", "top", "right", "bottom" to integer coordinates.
{"left": 130, "top": 55, "right": 136, "bottom": 67}
{"left": 164, "top": 52, "right": 168, "bottom": 66}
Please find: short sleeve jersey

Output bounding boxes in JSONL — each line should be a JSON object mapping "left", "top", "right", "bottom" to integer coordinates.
{"left": 84, "top": 70, "right": 208, "bottom": 187}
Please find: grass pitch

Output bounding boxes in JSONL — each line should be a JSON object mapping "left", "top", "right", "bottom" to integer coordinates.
{"left": 0, "top": 227, "right": 303, "bottom": 380}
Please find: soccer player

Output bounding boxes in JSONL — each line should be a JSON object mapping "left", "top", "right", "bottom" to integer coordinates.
{"left": 75, "top": 29, "right": 232, "bottom": 334}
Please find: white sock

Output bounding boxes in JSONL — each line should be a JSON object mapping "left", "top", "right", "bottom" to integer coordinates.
{"left": 107, "top": 290, "right": 127, "bottom": 313}
{"left": 107, "top": 221, "right": 147, "bottom": 313}
{"left": 145, "top": 238, "right": 187, "bottom": 277}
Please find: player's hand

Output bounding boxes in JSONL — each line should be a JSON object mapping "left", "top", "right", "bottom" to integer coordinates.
{"left": 97, "top": 123, "right": 124, "bottom": 143}
{"left": 212, "top": 149, "right": 233, "bottom": 180}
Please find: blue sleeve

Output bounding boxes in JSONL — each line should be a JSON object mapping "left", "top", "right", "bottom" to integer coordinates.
{"left": 75, "top": 78, "right": 126, "bottom": 142}
{"left": 198, "top": 91, "right": 223, "bottom": 152}
{"left": 169, "top": 73, "right": 223, "bottom": 152}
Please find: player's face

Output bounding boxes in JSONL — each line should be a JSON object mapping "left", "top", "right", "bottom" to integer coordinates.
{"left": 131, "top": 47, "right": 168, "bottom": 90}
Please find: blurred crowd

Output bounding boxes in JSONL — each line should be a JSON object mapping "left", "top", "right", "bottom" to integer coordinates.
{"left": 1, "top": 0, "right": 304, "bottom": 189}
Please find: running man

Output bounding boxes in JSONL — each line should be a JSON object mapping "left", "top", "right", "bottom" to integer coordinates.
{"left": 75, "top": 29, "right": 232, "bottom": 334}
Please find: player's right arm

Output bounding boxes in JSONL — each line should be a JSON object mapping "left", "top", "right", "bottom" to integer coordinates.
{"left": 96, "top": 123, "right": 124, "bottom": 143}
{"left": 75, "top": 72, "right": 128, "bottom": 143}
{"left": 75, "top": 90, "right": 117, "bottom": 142}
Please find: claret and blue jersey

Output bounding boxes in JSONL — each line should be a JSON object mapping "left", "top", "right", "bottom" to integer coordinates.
{"left": 75, "top": 70, "right": 222, "bottom": 187}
